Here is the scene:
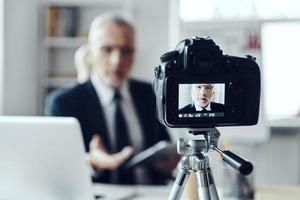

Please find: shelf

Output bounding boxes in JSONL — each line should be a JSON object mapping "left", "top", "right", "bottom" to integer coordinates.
{"left": 44, "top": 77, "right": 77, "bottom": 88}
{"left": 45, "top": 37, "right": 87, "bottom": 48}
{"left": 44, "top": 0, "right": 127, "bottom": 7}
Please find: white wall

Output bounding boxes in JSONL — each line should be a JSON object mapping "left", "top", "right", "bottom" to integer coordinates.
{"left": 0, "top": 0, "right": 4, "bottom": 114}
{"left": 2, "top": 0, "right": 39, "bottom": 115}
{"left": 131, "top": 0, "right": 170, "bottom": 82}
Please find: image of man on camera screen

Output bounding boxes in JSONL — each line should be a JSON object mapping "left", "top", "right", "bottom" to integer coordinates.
{"left": 179, "top": 83, "right": 225, "bottom": 113}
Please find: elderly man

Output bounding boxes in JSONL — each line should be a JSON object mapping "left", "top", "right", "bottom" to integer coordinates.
{"left": 46, "top": 14, "right": 177, "bottom": 185}
{"left": 179, "top": 84, "right": 225, "bottom": 113}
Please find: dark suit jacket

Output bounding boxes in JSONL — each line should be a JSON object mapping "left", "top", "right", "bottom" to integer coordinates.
{"left": 45, "top": 79, "right": 170, "bottom": 185}
{"left": 179, "top": 102, "right": 225, "bottom": 113}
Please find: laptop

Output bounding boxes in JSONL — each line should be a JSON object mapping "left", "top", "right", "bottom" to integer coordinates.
{"left": 0, "top": 116, "right": 94, "bottom": 200}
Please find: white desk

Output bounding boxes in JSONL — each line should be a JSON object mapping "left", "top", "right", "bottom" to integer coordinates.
{"left": 93, "top": 184, "right": 300, "bottom": 200}
{"left": 93, "top": 184, "right": 170, "bottom": 200}
{"left": 93, "top": 184, "right": 242, "bottom": 200}
{"left": 255, "top": 186, "right": 300, "bottom": 200}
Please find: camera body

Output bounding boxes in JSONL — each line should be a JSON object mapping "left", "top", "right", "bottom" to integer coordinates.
{"left": 153, "top": 37, "right": 261, "bottom": 128}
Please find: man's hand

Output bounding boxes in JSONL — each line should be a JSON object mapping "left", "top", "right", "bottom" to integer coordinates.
{"left": 88, "top": 134, "right": 134, "bottom": 171}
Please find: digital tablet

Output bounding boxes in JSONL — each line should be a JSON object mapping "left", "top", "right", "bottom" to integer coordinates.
{"left": 122, "top": 141, "right": 177, "bottom": 170}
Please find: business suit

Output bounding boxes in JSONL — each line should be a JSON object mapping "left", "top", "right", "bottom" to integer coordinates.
{"left": 45, "top": 79, "right": 170, "bottom": 184}
{"left": 179, "top": 102, "right": 225, "bottom": 113}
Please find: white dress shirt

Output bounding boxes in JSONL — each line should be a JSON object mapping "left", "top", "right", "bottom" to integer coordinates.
{"left": 90, "top": 73, "right": 149, "bottom": 184}
{"left": 91, "top": 73, "right": 144, "bottom": 152}
{"left": 195, "top": 102, "right": 211, "bottom": 111}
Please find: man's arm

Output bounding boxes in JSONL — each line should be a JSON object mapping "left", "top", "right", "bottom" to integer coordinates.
{"left": 45, "top": 89, "right": 64, "bottom": 116}
{"left": 88, "top": 135, "right": 134, "bottom": 170}
{"left": 45, "top": 89, "right": 77, "bottom": 117}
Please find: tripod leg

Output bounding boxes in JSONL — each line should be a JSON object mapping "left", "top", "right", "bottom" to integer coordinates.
{"left": 168, "top": 168, "right": 190, "bottom": 200}
{"left": 207, "top": 167, "right": 220, "bottom": 200}
{"left": 196, "top": 170, "right": 211, "bottom": 200}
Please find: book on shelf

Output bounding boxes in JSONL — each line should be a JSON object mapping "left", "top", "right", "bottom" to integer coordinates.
{"left": 46, "top": 6, "right": 78, "bottom": 38}
{"left": 46, "top": 6, "right": 59, "bottom": 37}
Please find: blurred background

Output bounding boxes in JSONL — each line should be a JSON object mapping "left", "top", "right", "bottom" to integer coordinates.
{"left": 1, "top": 0, "right": 300, "bottom": 189}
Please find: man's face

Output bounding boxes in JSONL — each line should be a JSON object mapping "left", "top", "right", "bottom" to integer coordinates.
{"left": 191, "top": 84, "right": 214, "bottom": 108}
{"left": 89, "top": 23, "right": 135, "bottom": 89}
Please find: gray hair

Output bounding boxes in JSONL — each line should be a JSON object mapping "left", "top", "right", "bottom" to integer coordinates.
{"left": 192, "top": 84, "right": 214, "bottom": 89}
{"left": 88, "top": 13, "right": 135, "bottom": 42}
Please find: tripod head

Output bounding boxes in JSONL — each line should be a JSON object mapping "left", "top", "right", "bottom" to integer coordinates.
{"left": 178, "top": 128, "right": 253, "bottom": 175}
{"left": 169, "top": 128, "right": 253, "bottom": 200}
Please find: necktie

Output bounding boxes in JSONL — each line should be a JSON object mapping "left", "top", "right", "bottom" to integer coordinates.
{"left": 113, "top": 90, "right": 135, "bottom": 184}
{"left": 113, "top": 91, "right": 131, "bottom": 152}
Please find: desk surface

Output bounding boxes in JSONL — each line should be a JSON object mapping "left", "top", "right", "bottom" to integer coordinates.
{"left": 93, "top": 184, "right": 300, "bottom": 200}
{"left": 255, "top": 186, "right": 300, "bottom": 200}
{"left": 93, "top": 184, "right": 242, "bottom": 200}
{"left": 93, "top": 184, "right": 170, "bottom": 200}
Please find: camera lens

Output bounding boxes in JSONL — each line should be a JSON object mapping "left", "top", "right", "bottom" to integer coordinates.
{"left": 192, "top": 50, "right": 214, "bottom": 72}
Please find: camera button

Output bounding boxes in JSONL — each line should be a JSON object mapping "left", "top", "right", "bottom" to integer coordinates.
{"left": 245, "top": 55, "right": 256, "bottom": 61}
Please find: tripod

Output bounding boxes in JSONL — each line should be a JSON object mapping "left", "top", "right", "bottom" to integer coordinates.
{"left": 169, "top": 128, "right": 253, "bottom": 200}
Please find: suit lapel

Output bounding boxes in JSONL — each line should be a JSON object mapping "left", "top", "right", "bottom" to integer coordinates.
{"left": 128, "top": 80, "right": 148, "bottom": 147}
{"left": 190, "top": 104, "right": 197, "bottom": 112}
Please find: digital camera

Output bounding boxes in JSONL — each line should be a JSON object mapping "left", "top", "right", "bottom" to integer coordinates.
{"left": 153, "top": 37, "right": 261, "bottom": 128}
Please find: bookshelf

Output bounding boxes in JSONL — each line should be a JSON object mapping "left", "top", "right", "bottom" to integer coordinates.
{"left": 38, "top": 0, "right": 134, "bottom": 113}
{"left": 45, "top": 37, "right": 88, "bottom": 48}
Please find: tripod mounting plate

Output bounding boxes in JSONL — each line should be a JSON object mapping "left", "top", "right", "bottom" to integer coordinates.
{"left": 177, "top": 128, "right": 220, "bottom": 155}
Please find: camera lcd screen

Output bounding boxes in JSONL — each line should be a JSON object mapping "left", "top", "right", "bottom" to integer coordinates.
{"left": 178, "top": 83, "right": 225, "bottom": 118}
